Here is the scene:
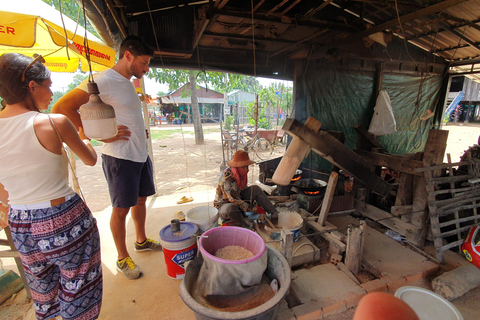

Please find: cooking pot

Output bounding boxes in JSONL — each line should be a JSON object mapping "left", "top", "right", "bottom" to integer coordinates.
{"left": 293, "top": 178, "right": 327, "bottom": 194}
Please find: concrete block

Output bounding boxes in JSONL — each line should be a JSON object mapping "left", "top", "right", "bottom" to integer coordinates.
{"left": 344, "top": 290, "right": 365, "bottom": 308}
{"left": 322, "top": 299, "right": 346, "bottom": 318}
{"left": 360, "top": 279, "right": 387, "bottom": 293}
{"left": 432, "top": 263, "right": 480, "bottom": 300}
{"left": 292, "top": 300, "right": 323, "bottom": 320}
{"left": 292, "top": 263, "right": 366, "bottom": 308}
{"left": 276, "top": 299, "right": 296, "bottom": 320}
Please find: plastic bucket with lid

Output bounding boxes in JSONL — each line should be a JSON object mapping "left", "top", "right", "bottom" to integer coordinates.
{"left": 395, "top": 286, "right": 464, "bottom": 320}
{"left": 277, "top": 211, "right": 303, "bottom": 242}
{"left": 186, "top": 206, "right": 219, "bottom": 233}
{"left": 199, "top": 226, "right": 265, "bottom": 264}
{"left": 159, "top": 221, "right": 198, "bottom": 280}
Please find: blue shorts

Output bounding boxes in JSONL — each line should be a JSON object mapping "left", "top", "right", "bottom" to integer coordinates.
{"left": 102, "top": 155, "right": 155, "bottom": 208}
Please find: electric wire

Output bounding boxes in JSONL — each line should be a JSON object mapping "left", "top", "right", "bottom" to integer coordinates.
{"left": 58, "top": 0, "right": 70, "bottom": 61}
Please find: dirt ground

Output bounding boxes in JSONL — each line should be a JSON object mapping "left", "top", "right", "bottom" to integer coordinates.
{"left": 1, "top": 122, "right": 479, "bottom": 320}
{"left": 76, "top": 121, "right": 480, "bottom": 213}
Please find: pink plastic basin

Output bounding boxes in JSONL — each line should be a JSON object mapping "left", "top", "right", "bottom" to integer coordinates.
{"left": 199, "top": 226, "right": 265, "bottom": 264}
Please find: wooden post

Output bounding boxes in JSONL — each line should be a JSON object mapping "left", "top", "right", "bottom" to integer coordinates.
{"left": 280, "top": 229, "right": 294, "bottom": 268}
{"left": 410, "top": 129, "right": 449, "bottom": 247}
{"left": 272, "top": 117, "right": 322, "bottom": 185}
{"left": 345, "top": 221, "right": 366, "bottom": 275}
{"left": 317, "top": 171, "right": 338, "bottom": 225}
{"left": 282, "top": 118, "right": 393, "bottom": 197}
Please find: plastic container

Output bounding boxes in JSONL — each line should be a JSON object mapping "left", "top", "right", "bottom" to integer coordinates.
{"left": 199, "top": 226, "right": 265, "bottom": 264}
{"left": 395, "top": 286, "right": 464, "bottom": 320}
{"left": 180, "top": 244, "right": 291, "bottom": 320}
{"left": 159, "top": 221, "right": 198, "bottom": 279}
{"left": 186, "top": 206, "right": 219, "bottom": 233}
{"left": 277, "top": 211, "right": 303, "bottom": 242}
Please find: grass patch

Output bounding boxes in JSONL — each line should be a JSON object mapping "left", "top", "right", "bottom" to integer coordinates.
{"left": 150, "top": 127, "right": 220, "bottom": 140}
{"left": 150, "top": 129, "right": 181, "bottom": 140}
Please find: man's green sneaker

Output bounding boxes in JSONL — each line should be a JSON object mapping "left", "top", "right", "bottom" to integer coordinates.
{"left": 116, "top": 256, "right": 142, "bottom": 279}
{"left": 134, "top": 237, "right": 163, "bottom": 252}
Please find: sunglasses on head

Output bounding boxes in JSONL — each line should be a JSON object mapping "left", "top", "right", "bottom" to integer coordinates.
{"left": 21, "top": 54, "right": 46, "bottom": 82}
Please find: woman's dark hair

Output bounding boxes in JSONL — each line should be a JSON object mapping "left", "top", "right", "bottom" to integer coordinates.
{"left": 0, "top": 53, "right": 51, "bottom": 105}
{"left": 119, "top": 35, "right": 154, "bottom": 59}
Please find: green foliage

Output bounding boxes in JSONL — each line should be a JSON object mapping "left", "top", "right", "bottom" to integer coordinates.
{"left": 224, "top": 115, "right": 235, "bottom": 130}
{"left": 180, "top": 89, "right": 192, "bottom": 99}
{"left": 148, "top": 69, "right": 260, "bottom": 94}
{"left": 67, "top": 73, "right": 89, "bottom": 92}
{"left": 258, "top": 82, "right": 293, "bottom": 118}
{"left": 42, "top": 0, "right": 99, "bottom": 38}
{"left": 48, "top": 91, "right": 65, "bottom": 112}
{"left": 149, "top": 128, "right": 219, "bottom": 140}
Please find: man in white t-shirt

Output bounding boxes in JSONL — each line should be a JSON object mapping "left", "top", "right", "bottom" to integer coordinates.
{"left": 52, "top": 36, "right": 162, "bottom": 280}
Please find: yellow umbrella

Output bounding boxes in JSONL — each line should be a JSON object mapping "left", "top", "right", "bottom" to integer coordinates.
{"left": 0, "top": 0, "right": 115, "bottom": 72}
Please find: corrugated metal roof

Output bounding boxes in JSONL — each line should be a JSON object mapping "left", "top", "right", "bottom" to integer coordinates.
{"left": 82, "top": 0, "right": 480, "bottom": 80}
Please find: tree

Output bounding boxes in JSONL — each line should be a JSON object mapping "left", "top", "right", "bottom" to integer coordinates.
{"left": 42, "top": 0, "right": 99, "bottom": 37}
{"left": 147, "top": 69, "right": 263, "bottom": 141}
{"left": 68, "top": 73, "right": 89, "bottom": 92}
{"left": 189, "top": 71, "right": 204, "bottom": 145}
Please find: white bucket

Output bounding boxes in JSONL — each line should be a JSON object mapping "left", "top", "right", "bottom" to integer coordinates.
{"left": 186, "top": 206, "right": 219, "bottom": 233}
{"left": 277, "top": 211, "right": 303, "bottom": 241}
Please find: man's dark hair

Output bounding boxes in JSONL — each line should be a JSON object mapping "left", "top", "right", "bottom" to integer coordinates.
{"left": 119, "top": 35, "right": 154, "bottom": 59}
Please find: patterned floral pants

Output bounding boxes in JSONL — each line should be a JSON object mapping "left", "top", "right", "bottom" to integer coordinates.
{"left": 8, "top": 194, "right": 102, "bottom": 320}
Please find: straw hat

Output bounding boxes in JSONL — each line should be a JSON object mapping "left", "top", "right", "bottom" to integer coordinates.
{"left": 227, "top": 150, "right": 254, "bottom": 167}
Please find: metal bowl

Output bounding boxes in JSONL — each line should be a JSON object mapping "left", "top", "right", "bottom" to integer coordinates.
{"left": 293, "top": 178, "right": 328, "bottom": 193}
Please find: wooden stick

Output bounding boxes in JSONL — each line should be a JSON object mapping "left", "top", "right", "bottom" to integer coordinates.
{"left": 317, "top": 171, "right": 338, "bottom": 226}
{"left": 280, "top": 229, "right": 294, "bottom": 268}
{"left": 345, "top": 220, "right": 366, "bottom": 275}
{"left": 264, "top": 216, "right": 277, "bottom": 229}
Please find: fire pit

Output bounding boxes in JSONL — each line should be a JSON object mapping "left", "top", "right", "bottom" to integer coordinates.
{"left": 292, "top": 178, "right": 328, "bottom": 213}
{"left": 293, "top": 178, "right": 327, "bottom": 196}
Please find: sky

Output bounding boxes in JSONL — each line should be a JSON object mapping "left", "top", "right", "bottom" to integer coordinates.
{"left": 50, "top": 72, "right": 292, "bottom": 96}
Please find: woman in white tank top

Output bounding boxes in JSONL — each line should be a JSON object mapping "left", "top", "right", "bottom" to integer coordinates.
{"left": 0, "top": 53, "right": 103, "bottom": 320}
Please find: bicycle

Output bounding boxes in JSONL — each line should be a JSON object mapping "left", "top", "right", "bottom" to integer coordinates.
{"left": 234, "top": 129, "right": 274, "bottom": 160}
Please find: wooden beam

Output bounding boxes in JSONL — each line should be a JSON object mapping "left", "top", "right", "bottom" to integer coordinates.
{"left": 411, "top": 129, "right": 449, "bottom": 248}
{"left": 317, "top": 172, "right": 339, "bottom": 226}
{"left": 356, "top": 150, "right": 424, "bottom": 176}
{"left": 354, "top": 125, "right": 384, "bottom": 151}
{"left": 280, "top": 229, "right": 294, "bottom": 268}
{"left": 345, "top": 221, "right": 366, "bottom": 275}
{"left": 307, "top": 220, "right": 346, "bottom": 252}
{"left": 283, "top": 118, "right": 394, "bottom": 197}
{"left": 300, "top": 0, "right": 334, "bottom": 21}
{"left": 354, "top": 199, "right": 421, "bottom": 238}
{"left": 272, "top": 117, "right": 322, "bottom": 185}
{"left": 334, "top": 0, "right": 469, "bottom": 46}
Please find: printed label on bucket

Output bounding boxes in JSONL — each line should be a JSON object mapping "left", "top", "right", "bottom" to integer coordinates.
{"left": 172, "top": 248, "right": 197, "bottom": 267}
{"left": 163, "top": 243, "right": 197, "bottom": 279}
{"left": 292, "top": 229, "right": 301, "bottom": 242}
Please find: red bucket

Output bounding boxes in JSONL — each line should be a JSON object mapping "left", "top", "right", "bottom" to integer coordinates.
{"left": 160, "top": 221, "right": 198, "bottom": 279}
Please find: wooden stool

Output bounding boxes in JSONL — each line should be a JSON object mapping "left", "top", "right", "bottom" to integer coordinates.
{"left": 0, "top": 203, "right": 31, "bottom": 299}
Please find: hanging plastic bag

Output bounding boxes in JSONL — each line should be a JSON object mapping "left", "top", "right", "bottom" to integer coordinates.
{"left": 368, "top": 90, "right": 397, "bottom": 136}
